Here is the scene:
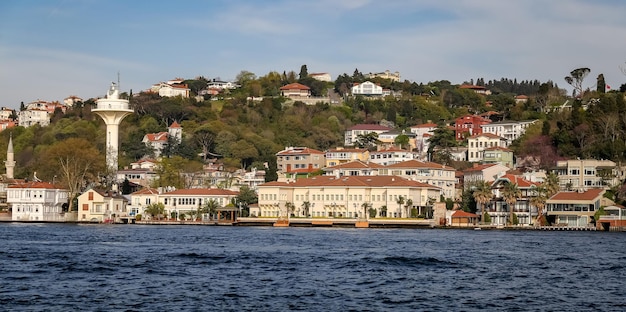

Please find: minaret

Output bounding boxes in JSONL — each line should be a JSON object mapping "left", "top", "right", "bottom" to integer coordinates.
{"left": 92, "top": 82, "right": 134, "bottom": 171}
{"left": 5, "top": 134, "right": 15, "bottom": 179}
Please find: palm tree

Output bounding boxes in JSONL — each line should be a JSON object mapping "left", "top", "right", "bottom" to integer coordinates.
{"left": 502, "top": 183, "right": 522, "bottom": 225}
{"left": 472, "top": 180, "right": 493, "bottom": 224}
{"left": 544, "top": 172, "right": 560, "bottom": 197}
{"left": 284, "top": 202, "right": 296, "bottom": 217}
{"left": 361, "top": 202, "right": 371, "bottom": 219}
{"left": 529, "top": 185, "right": 548, "bottom": 226}
{"left": 396, "top": 196, "right": 405, "bottom": 218}
{"left": 301, "top": 201, "right": 311, "bottom": 217}
{"left": 204, "top": 199, "right": 220, "bottom": 220}
{"left": 404, "top": 198, "right": 413, "bottom": 218}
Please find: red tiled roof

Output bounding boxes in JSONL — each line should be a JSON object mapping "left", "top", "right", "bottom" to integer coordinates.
{"left": 9, "top": 181, "right": 62, "bottom": 189}
{"left": 494, "top": 174, "right": 539, "bottom": 188}
{"left": 276, "top": 147, "right": 324, "bottom": 156}
{"left": 452, "top": 210, "right": 479, "bottom": 218}
{"left": 280, "top": 83, "right": 310, "bottom": 90}
{"left": 144, "top": 132, "right": 168, "bottom": 142}
{"left": 326, "top": 160, "right": 384, "bottom": 170}
{"left": 260, "top": 175, "right": 440, "bottom": 189}
{"left": 410, "top": 123, "right": 438, "bottom": 128}
{"left": 371, "top": 147, "right": 408, "bottom": 153}
{"left": 326, "top": 148, "right": 367, "bottom": 153}
{"left": 131, "top": 188, "right": 160, "bottom": 195}
{"left": 548, "top": 189, "right": 604, "bottom": 201}
{"left": 463, "top": 164, "right": 498, "bottom": 173}
{"left": 384, "top": 159, "right": 454, "bottom": 170}
{"left": 162, "top": 188, "right": 239, "bottom": 196}
{"left": 347, "top": 124, "right": 392, "bottom": 131}
{"left": 459, "top": 85, "right": 486, "bottom": 90}
{"left": 169, "top": 121, "right": 181, "bottom": 128}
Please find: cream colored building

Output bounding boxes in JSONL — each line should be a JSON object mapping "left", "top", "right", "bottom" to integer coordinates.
{"left": 276, "top": 146, "right": 325, "bottom": 177}
{"left": 255, "top": 175, "right": 440, "bottom": 218}
{"left": 325, "top": 147, "right": 370, "bottom": 167}
{"left": 467, "top": 133, "right": 508, "bottom": 162}
{"left": 366, "top": 70, "right": 400, "bottom": 82}
{"left": 551, "top": 159, "right": 621, "bottom": 190}
{"left": 379, "top": 160, "right": 457, "bottom": 199}
{"left": 77, "top": 189, "right": 128, "bottom": 222}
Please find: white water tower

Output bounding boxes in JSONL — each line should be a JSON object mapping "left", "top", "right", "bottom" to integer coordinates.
{"left": 92, "top": 82, "right": 134, "bottom": 171}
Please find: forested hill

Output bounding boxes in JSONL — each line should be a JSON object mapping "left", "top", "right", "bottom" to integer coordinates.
{"left": 1, "top": 68, "right": 624, "bottom": 184}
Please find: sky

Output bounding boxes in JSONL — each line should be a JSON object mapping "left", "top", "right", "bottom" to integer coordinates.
{"left": 1, "top": 0, "right": 625, "bottom": 109}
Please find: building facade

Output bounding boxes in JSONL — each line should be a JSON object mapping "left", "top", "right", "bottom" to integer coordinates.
{"left": 344, "top": 124, "right": 393, "bottom": 147}
{"left": 467, "top": 133, "right": 508, "bottom": 162}
{"left": 551, "top": 159, "right": 620, "bottom": 190}
{"left": 481, "top": 120, "right": 537, "bottom": 145}
{"left": 8, "top": 181, "right": 69, "bottom": 221}
{"left": 77, "top": 189, "right": 128, "bottom": 222}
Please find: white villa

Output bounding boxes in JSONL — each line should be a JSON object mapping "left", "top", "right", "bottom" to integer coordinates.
{"left": 481, "top": 120, "right": 537, "bottom": 145}
{"left": 351, "top": 81, "right": 383, "bottom": 96}
{"left": 8, "top": 181, "right": 69, "bottom": 221}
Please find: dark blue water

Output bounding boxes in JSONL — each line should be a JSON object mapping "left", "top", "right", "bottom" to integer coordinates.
{"left": 0, "top": 224, "right": 624, "bottom": 311}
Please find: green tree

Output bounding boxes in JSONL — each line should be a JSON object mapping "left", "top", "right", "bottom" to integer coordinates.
{"left": 204, "top": 199, "right": 220, "bottom": 220}
{"left": 45, "top": 138, "right": 105, "bottom": 212}
{"left": 145, "top": 202, "right": 165, "bottom": 220}
{"left": 529, "top": 184, "right": 548, "bottom": 226}
{"left": 565, "top": 67, "right": 591, "bottom": 97}
{"left": 472, "top": 181, "right": 493, "bottom": 223}
{"left": 301, "top": 201, "right": 311, "bottom": 217}
{"left": 502, "top": 183, "right": 522, "bottom": 225}
{"left": 298, "top": 64, "right": 308, "bottom": 81}
{"left": 394, "top": 134, "right": 410, "bottom": 150}
{"left": 396, "top": 196, "right": 405, "bottom": 218}
{"left": 236, "top": 185, "right": 258, "bottom": 217}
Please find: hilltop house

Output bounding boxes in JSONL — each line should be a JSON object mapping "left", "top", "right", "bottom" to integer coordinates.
{"left": 280, "top": 83, "right": 311, "bottom": 98}
{"left": 344, "top": 124, "right": 393, "bottom": 147}
{"left": 351, "top": 81, "right": 383, "bottom": 96}
{"left": 142, "top": 122, "right": 183, "bottom": 157}
{"left": 366, "top": 70, "right": 400, "bottom": 82}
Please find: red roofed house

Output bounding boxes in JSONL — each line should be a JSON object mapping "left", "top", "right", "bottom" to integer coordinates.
{"left": 142, "top": 122, "right": 183, "bottom": 157}
{"left": 276, "top": 146, "right": 326, "bottom": 180}
{"left": 152, "top": 82, "right": 190, "bottom": 98}
{"left": 344, "top": 124, "right": 393, "bottom": 146}
{"left": 255, "top": 175, "right": 441, "bottom": 218}
{"left": 463, "top": 163, "right": 510, "bottom": 189}
{"left": 489, "top": 174, "right": 540, "bottom": 226}
{"left": 455, "top": 114, "right": 491, "bottom": 140}
{"left": 280, "top": 83, "right": 311, "bottom": 98}
{"left": 8, "top": 181, "right": 69, "bottom": 221}
{"left": 546, "top": 188, "right": 605, "bottom": 228}
{"left": 459, "top": 84, "right": 491, "bottom": 95}
{"left": 323, "top": 160, "right": 383, "bottom": 177}
{"left": 447, "top": 210, "right": 479, "bottom": 227}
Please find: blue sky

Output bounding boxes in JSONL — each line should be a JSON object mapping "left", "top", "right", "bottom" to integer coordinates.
{"left": 1, "top": 0, "right": 625, "bottom": 109}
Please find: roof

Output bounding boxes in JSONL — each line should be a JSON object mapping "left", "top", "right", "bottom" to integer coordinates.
{"left": 326, "top": 148, "right": 367, "bottom": 153}
{"left": 493, "top": 174, "right": 539, "bottom": 188}
{"left": 131, "top": 188, "right": 160, "bottom": 195}
{"left": 347, "top": 124, "right": 392, "bottom": 131}
{"left": 463, "top": 164, "right": 498, "bottom": 173}
{"left": 371, "top": 146, "right": 409, "bottom": 153}
{"left": 385, "top": 159, "right": 455, "bottom": 170}
{"left": 459, "top": 84, "right": 487, "bottom": 90}
{"left": 468, "top": 133, "right": 506, "bottom": 140}
{"left": 279, "top": 83, "right": 310, "bottom": 90}
{"left": 169, "top": 121, "right": 181, "bottom": 128}
{"left": 144, "top": 132, "right": 168, "bottom": 142}
{"left": 452, "top": 210, "right": 479, "bottom": 218}
{"left": 9, "top": 181, "right": 63, "bottom": 189}
{"left": 162, "top": 188, "right": 239, "bottom": 196}
{"left": 548, "top": 189, "right": 604, "bottom": 202}
{"left": 325, "top": 160, "right": 384, "bottom": 170}
{"left": 410, "top": 123, "right": 438, "bottom": 129}
{"left": 276, "top": 147, "right": 324, "bottom": 156}
{"left": 261, "top": 175, "right": 440, "bottom": 190}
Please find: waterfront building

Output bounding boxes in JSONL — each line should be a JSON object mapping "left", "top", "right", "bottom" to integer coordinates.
{"left": 127, "top": 188, "right": 160, "bottom": 217}
{"left": 488, "top": 174, "right": 540, "bottom": 226}
{"left": 255, "top": 175, "right": 440, "bottom": 219}
{"left": 77, "top": 189, "right": 128, "bottom": 223}
{"left": 546, "top": 188, "right": 604, "bottom": 227}
{"left": 158, "top": 188, "right": 239, "bottom": 220}
{"left": 8, "top": 181, "right": 69, "bottom": 221}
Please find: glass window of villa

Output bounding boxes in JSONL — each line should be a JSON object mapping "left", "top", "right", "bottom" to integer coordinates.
{"left": 584, "top": 167, "right": 595, "bottom": 175}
